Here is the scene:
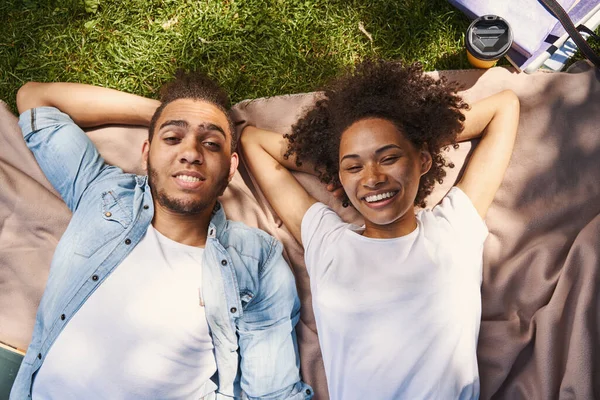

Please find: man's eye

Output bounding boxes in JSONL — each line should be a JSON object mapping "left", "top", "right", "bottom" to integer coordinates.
{"left": 164, "top": 137, "right": 180, "bottom": 144}
{"left": 203, "top": 142, "right": 221, "bottom": 150}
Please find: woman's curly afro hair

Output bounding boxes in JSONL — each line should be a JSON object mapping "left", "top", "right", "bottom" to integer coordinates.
{"left": 284, "top": 59, "right": 469, "bottom": 208}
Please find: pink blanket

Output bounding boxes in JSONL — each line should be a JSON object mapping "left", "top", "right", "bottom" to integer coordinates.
{"left": 1, "top": 63, "right": 599, "bottom": 399}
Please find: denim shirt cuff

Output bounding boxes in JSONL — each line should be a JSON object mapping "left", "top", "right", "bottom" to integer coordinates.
{"left": 18, "top": 106, "right": 74, "bottom": 141}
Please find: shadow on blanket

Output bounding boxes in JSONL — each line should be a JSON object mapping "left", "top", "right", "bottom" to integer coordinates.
{"left": 0, "top": 64, "right": 598, "bottom": 399}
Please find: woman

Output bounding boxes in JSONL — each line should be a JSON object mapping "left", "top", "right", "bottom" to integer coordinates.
{"left": 240, "top": 60, "right": 519, "bottom": 399}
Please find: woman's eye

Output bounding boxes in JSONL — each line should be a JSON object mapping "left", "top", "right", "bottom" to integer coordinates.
{"left": 381, "top": 156, "right": 399, "bottom": 164}
{"left": 346, "top": 165, "right": 362, "bottom": 172}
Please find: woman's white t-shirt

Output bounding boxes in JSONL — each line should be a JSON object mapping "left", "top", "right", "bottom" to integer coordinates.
{"left": 301, "top": 187, "right": 488, "bottom": 400}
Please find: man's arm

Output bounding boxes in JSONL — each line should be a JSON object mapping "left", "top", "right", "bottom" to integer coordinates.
{"left": 456, "top": 90, "right": 520, "bottom": 218}
{"left": 236, "top": 240, "right": 313, "bottom": 400}
{"left": 16, "top": 82, "right": 159, "bottom": 210}
{"left": 240, "top": 127, "right": 317, "bottom": 244}
{"left": 17, "top": 82, "right": 159, "bottom": 127}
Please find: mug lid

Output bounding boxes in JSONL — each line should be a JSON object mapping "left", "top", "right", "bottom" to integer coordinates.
{"left": 465, "top": 15, "right": 513, "bottom": 61}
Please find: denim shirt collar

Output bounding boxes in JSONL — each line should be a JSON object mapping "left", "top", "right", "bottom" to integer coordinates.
{"left": 208, "top": 201, "right": 227, "bottom": 239}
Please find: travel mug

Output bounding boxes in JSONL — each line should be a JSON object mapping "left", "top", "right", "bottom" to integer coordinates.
{"left": 465, "top": 15, "right": 513, "bottom": 68}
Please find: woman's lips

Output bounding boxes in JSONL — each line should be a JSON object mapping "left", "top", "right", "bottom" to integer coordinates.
{"left": 362, "top": 190, "right": 399, "bottom": 209}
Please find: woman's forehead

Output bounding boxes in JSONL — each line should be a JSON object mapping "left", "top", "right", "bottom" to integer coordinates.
{"left": 339, "top": 118, "right": 413, "bottom": 154}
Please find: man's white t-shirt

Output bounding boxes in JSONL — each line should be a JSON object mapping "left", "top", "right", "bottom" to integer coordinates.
{"left": 301, "top": 187, "right": 488, "bottom": 400}
{"left": 32, "top": 225, "right": 217, "bottom": 400}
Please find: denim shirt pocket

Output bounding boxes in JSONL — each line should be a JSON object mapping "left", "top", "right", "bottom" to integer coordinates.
{"left": 240, "top": 290, "right": 255, "bottom": 309}
{"left": 74, "top": 190, "right": 133, "bottom": 258}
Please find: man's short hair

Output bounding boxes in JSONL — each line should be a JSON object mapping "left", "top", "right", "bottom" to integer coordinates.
{"left": 148, "top": 70, "right": 238, "bottom": 151}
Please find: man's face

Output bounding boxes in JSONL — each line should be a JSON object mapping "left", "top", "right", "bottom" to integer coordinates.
{"left": 142, "top": 99, "right": 238, "bottom": 215}
{"left": 338, "top": 117, "right": 431, "bottom": 228}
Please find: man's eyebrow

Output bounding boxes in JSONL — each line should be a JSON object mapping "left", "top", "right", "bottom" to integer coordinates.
{"left": 159, "top": 120, "right": 189, "bottom": 130}
{"left": 198, "top": 123, "right": 226, "bottom": 138}
{"left": 158, "top": 120, "right": 227, "bottom": 138}
{"left": 340, "top": 144, "right": 403, "bottom": 163}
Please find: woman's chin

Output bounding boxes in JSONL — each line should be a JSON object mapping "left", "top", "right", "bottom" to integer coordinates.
{"left": 359, "top": 203, "right": 416, "bottom": 232}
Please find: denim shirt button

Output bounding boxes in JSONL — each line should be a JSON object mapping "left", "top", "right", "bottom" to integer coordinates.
{"left": 92, "top": 275, "right": 99, "bottom": 281}
{"left": 143, "top": 205, "right": 149, "bottom": 210}
{"left": 60, "top": 314, "right": 66, "bottom": 320}
{"left": 221, "top": 259, "right": 227, "bottom": 266}
{"left": 125, "top": 238, "right": 131, "bottom": 245}
{"left": 306, "top": 389, "right": 311, "bottom": 395}
{"left": 230, "top": 307, "right": 237, "bottom": 313}
{"left": 37, "top": 353, "right": 41, "bottom": 359}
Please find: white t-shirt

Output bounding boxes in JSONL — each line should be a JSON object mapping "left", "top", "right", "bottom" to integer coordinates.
{"left": 32, "top": 226, "right": 217, "bottom": 400}
{"left": 301, "top": 187, "right": 488, "bottom": 400}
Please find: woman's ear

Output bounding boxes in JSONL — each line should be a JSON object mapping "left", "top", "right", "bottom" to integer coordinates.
{"left": 420, "top": 147, "right": 432, "bottom": 176}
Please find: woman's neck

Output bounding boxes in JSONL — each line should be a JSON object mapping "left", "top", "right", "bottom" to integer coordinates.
{"left": 362, "top": 210, "right": 418, "bottom": 239}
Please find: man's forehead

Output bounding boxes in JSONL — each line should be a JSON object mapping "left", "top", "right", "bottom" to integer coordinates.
{"left": 158, "top": 98, "right": 230, "bottom": 135}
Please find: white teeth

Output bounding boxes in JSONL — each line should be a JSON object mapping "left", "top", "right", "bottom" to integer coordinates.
{"left": 176, "top": 175, "right": 201, "bottom": 183}
{"left": 365, "top": 191, "right": 396, "bottom": 203}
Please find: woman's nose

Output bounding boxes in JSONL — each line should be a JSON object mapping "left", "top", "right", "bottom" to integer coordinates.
{"left": 362, "top": 164, "right": 386, "bottom": 188}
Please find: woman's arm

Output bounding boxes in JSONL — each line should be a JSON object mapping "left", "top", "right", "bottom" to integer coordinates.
{"left": 240, "top": 126, "right": 317, "bottom": 244}
{"left": 456, "top": 90, "right": 520, "bottom": 218}
{"left": 16, "top": 82, "right": 159, "bottom": 128}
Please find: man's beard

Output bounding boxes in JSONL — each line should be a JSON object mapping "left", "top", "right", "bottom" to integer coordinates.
{"left": 147, "top": 160, "right": 229, "bottom": 215}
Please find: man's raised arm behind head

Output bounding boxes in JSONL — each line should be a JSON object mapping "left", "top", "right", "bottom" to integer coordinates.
{"left": 15, "top": 82, "right": 159, "bottom": 211}
{"left": 16, "top": 82, "right": 160, "bottom": 128}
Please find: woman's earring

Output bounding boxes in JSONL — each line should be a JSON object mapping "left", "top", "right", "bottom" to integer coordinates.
{"left": 342, "top": 201, "right": 349, "bottom": 208}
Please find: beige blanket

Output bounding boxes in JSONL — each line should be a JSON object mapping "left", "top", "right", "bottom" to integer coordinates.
{"left": 1, "top": 64, "right": 599, "bottom": 399}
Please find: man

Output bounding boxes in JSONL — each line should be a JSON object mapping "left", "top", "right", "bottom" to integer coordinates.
{"left": 10, "top": 71, "right": 312, "bottom": 400}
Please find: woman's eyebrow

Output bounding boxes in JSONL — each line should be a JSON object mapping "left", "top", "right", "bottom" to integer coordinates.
{"left": 340, "top": 153, "right": 359, "bottom": 163}
{"left": 374, "top": 144, "right": 403, "bottom": 155}
{"left": 340, "top": 144, "right": 402, "bottom": 162}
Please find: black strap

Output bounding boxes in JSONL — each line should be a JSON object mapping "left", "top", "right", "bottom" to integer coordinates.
{"left": 538, "top": 0, "right": 600, "bottom": 68}
{"left": 578, "top": 25, "right": 600, "bottom": 42}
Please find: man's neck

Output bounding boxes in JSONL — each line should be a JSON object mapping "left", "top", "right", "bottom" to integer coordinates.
{"left": 151, "top": 203, "right": 215, "bottom": 248}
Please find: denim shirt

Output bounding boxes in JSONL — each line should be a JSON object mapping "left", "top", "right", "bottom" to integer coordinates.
{"left": 10, "top": 107, "right": 313, "bottom": 400}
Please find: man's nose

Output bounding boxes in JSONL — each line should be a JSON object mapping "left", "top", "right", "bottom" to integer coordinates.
{"left": 362, "top": 164, "right": 386, "bottom": 188}
{"left": 179, "top": 138, "right": 203, "bottom": 165}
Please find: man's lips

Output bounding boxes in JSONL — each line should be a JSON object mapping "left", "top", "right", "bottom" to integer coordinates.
{"left": 172, "top": 171, "right": 206, "bottom": 189}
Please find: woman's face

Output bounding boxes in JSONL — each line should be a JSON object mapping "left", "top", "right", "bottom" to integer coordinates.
{"left": 338, "top": 117, "right": 431, "bottom": 236}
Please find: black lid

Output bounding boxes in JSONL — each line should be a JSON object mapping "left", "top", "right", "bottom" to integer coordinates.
{"left": 465, "top": 15, "right": 513, "bottom": 61}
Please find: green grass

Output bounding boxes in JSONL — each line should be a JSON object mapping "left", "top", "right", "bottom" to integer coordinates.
{"left": 1, "top": 0, "right": 598, "bottom": 112}
{"left": 0, "top": 0, "right": 472, "bottom": 110}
